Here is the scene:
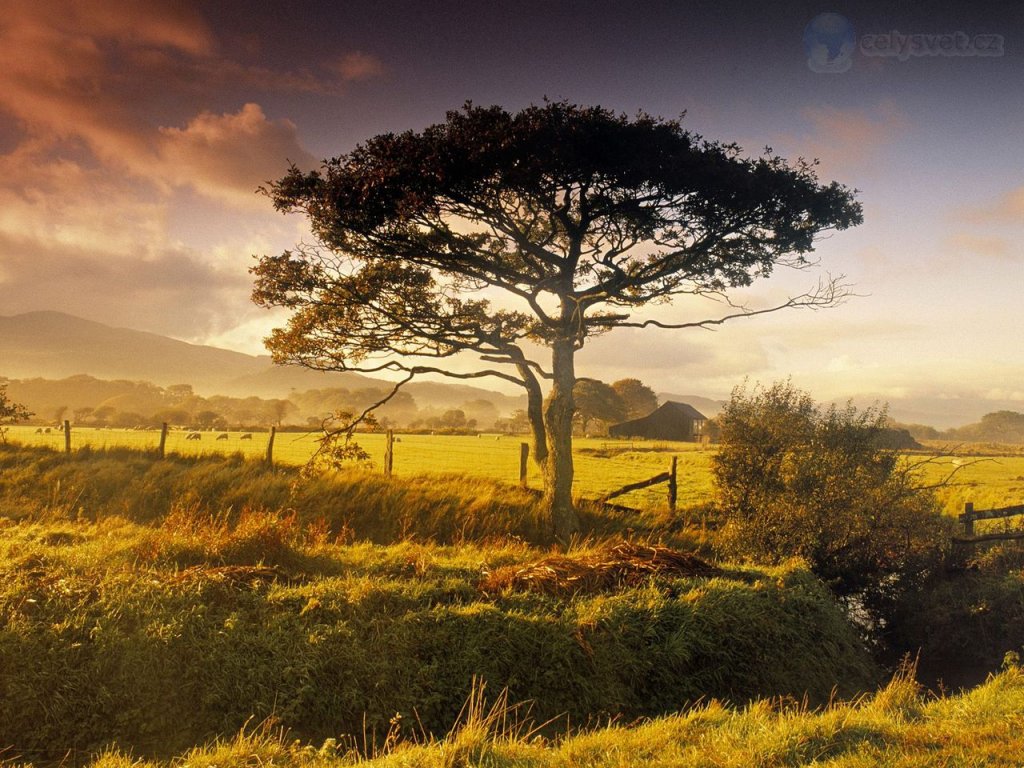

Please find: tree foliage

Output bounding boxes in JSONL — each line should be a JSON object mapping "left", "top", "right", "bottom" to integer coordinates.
{"left": 0, "top": 384, "right": 33, "bottom": 444}
{"left": 573, "top": 379, "right": 627, "bottom": 434}
{"left": 254, "top": 101, "right": 862, "bottom": 539}
{"left": 712, "top": 381, "right": 951, "bottom": 599}
{"left": 611, "top": 378, "right": 659, "bottom": 420}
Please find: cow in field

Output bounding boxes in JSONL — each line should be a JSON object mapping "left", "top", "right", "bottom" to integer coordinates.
{"left": 240, "top": 433, "right": 253, "bottom": 440}
{"left": 185, "top": 432, "right": 201, "bottom": 440}
{"left": 216, "top": 433, "right": 229, "bottom": 441}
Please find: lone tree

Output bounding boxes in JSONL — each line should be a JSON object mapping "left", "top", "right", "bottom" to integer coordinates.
{"left": 253, "top": 102, "right": 862, "bottom": 540}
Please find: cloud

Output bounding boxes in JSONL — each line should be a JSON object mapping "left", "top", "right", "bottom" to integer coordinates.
{"left": 961, "top": 186, "right": 1024, "bottom": 225}
{"left": 944, "top": 233, "right": 1016, "bottom": 260}
{"left": 780, "top": 102, "right": 909, "bottom": 178}
{"left": 0, "top": 143, "right": 168, "bottom": 255}
{"left": 0, "top": 232, "right": 256, "bottom": 339}
{"left": 0, "top": 135, "right": 291, "bottom": 342}
{"left": 328, "top": 51, "right": 386, "bottom": 82}
{"left": 157, "top": 103, "right": 317, "bottom": 207}
{"left": 0, "top": 3, "right": 352, "bottom": 206}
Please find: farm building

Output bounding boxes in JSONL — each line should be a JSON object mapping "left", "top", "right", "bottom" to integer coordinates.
{"left": 608, "top": 401, "right": 708, "bottom": 441}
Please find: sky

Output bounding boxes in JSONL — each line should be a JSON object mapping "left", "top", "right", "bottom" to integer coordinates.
{"left": 0, "top": 0, "right": 1021, "bottom": 426}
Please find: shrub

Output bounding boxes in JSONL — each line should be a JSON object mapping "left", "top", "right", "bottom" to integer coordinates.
{"left": 712, "top": 381, "right": 952, "bottom": 602}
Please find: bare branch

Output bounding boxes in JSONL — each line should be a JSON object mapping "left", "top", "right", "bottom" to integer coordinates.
{"left": 591, "top": 277, "right": 852, "bottom": 331}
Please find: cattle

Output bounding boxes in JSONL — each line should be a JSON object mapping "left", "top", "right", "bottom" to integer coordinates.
{"left": 216, "top": 433, "right": 229, "bottom": 440}
{"left": 35, "top": 428, "right": 42, "bottom": 434}
{"left": 185, "top": 432, "right": 201, "bottom": 440}
{"left": 240, "top": 433, "right": 253, "bottom": 440}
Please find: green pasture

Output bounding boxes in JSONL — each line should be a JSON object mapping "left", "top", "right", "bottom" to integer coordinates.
{"left": 10, "top": 426, "right": 1024, "bottom": 516}
{"left": 5, "top": 426, "right": 715, "bottom": 510}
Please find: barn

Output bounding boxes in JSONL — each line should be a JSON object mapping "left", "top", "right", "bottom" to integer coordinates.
{"left": 608, "top": 401, "right": 708, "bottom": 441}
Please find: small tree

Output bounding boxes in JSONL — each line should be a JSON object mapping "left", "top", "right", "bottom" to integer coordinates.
{"left": 611, "top": 378, "right": 659, "bottom": 420}
{"left": 713, "top": 380, "right": 951, "bottom": 601}
{"left": 0, "top": 384, "right": 33, "bottom": 444}
{"left": 573, "top": 379, "right": 627, "bottom": 434}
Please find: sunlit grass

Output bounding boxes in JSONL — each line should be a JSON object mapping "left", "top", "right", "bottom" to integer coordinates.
{"left": 56, "top": 665, "right": 1024, "bottom": 768}
{"left": 4, "top": 427, "right": 716, "bottom": 510}
{"left": 0, "top": 512, "right": 876, "bottom": 762}
{"left": 12, "top": 427, "right": 1024, "bottom": 518}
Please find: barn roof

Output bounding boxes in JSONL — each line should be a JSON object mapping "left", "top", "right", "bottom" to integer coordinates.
{"left": 608, "top": 401, "right": 708, "bottom": 439}
{"left": 656, "top": 401, "right": 707, "bottom": 421}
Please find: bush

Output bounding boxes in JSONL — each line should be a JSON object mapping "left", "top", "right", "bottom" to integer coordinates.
{"left": 712, "top": 381, "right": 952, "bottom": 601}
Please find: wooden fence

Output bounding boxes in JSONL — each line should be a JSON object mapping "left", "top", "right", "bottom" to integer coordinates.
{"left": 598, "top": 456, "right": 679, "bottom": 511}
{"left": 53, "top": 421, "right": 280, "bottom": 465}
{"left": 957, "top": 501, "right": 1024, "bottom": 543}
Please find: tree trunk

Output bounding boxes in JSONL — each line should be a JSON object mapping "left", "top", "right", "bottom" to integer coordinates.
{"left": 516, "top": 361, "right": 548, "bottom": 469}
{"left": 543, "top": 337, "right": 581, "bottom": 541}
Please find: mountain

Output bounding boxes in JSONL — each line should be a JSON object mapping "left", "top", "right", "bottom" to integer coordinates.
{"left": 657, "top": 393, "right": 726, "bottom": 418}
{"left": 0, "top": 311, "right": 523, "bottom": 412}
{"left": 0, "top": 311, "right": 380, "bottom": 396}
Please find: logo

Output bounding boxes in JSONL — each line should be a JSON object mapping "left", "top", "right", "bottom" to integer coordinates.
{"left": 804, "top": 13, "right": 856, "bottom": 73}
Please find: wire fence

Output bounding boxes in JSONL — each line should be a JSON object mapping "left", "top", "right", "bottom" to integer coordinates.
{"left": 4, "top": 425, "right": 714, "bottom": 510}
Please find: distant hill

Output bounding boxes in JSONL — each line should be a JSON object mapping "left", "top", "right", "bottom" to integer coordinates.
{"left": 657, "top": 393, "right": 726, "bottom": 418}
{"left": 0, "top": 311, "right": 525, "bottom": 414}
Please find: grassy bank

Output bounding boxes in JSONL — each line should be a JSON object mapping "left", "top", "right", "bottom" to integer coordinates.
{"left": 0, "top": 508, "right": 875, "bottom": 761}
{"left": 0, "top": 444, "right": 572, "bottom": 544}
{"left": 34, "top": 665, "right": 1024, "bottom": 768}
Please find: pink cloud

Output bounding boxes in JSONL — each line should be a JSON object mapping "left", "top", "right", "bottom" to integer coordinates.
{"left": 957, "top": 187, "right": 1024, "bottom": 227}
{"left": 329, "top": 51, "right": 386, "bottom": 82}
{"left": 945, "top": 233, "right": 1015, "bottom": 260}
{"left": 780, "top": 102, "right": 910, "bottom": 178}
{"left": 157, "top": 104, "right": 317, "bottom": 206}
{"left": 0, "top": 3, "right": 357, "bottom": 205}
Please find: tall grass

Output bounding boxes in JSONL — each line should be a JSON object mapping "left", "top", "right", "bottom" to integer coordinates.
{"left": 51, "top": 663, "right": 1024, "bottom": 768}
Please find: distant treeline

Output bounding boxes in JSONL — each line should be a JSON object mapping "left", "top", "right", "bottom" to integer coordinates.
{"left": 0, "top": 374, "right": 509, "bottom": 431}
{"left": 895, "top": 410, "right": 1024, "bottom": 444}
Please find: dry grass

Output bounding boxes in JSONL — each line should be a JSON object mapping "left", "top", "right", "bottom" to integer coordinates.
{"left": 479, "top": 541, "right": 721, "bottom": 597}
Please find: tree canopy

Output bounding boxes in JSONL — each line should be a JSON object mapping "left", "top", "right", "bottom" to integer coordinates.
{"left": 253, "top": 101, "right": 862, "bottom": 539}
{"left": 611, "top": 378, "right": 659, "bottom": 420}
{"left": 573, "top": 379, "right": 627, "bottom": 434}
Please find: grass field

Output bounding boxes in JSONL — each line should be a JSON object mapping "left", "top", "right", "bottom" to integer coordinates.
{"left": 5, "top": 426, "right": 715, "bottom": 511}
{"left": 1, "top": 442, "right": 1022, "bottom": 766}
{"left": 11, "top": 425, "right": 1024, "bottom": 518}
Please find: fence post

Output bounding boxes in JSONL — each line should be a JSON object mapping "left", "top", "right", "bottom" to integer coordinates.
{"left": 519, "top": 442, "right": 530, "bottom": 487}
{"left": 384, "top": 429, "right": 394, "bottom": 476}
{"left": 158, "top": 422, "right": 168, "bottom": 458}
{"left": 668, "top": 456, "right": 678, "bottom": 512}
{"left": 961, "top": 502, "right": 975, "bottom": 537}
{"left": 64, "top": 420, "right": 71, "bottom": 454}
{"left": 265, "top": 426, "right": 276, "bottom": 466}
